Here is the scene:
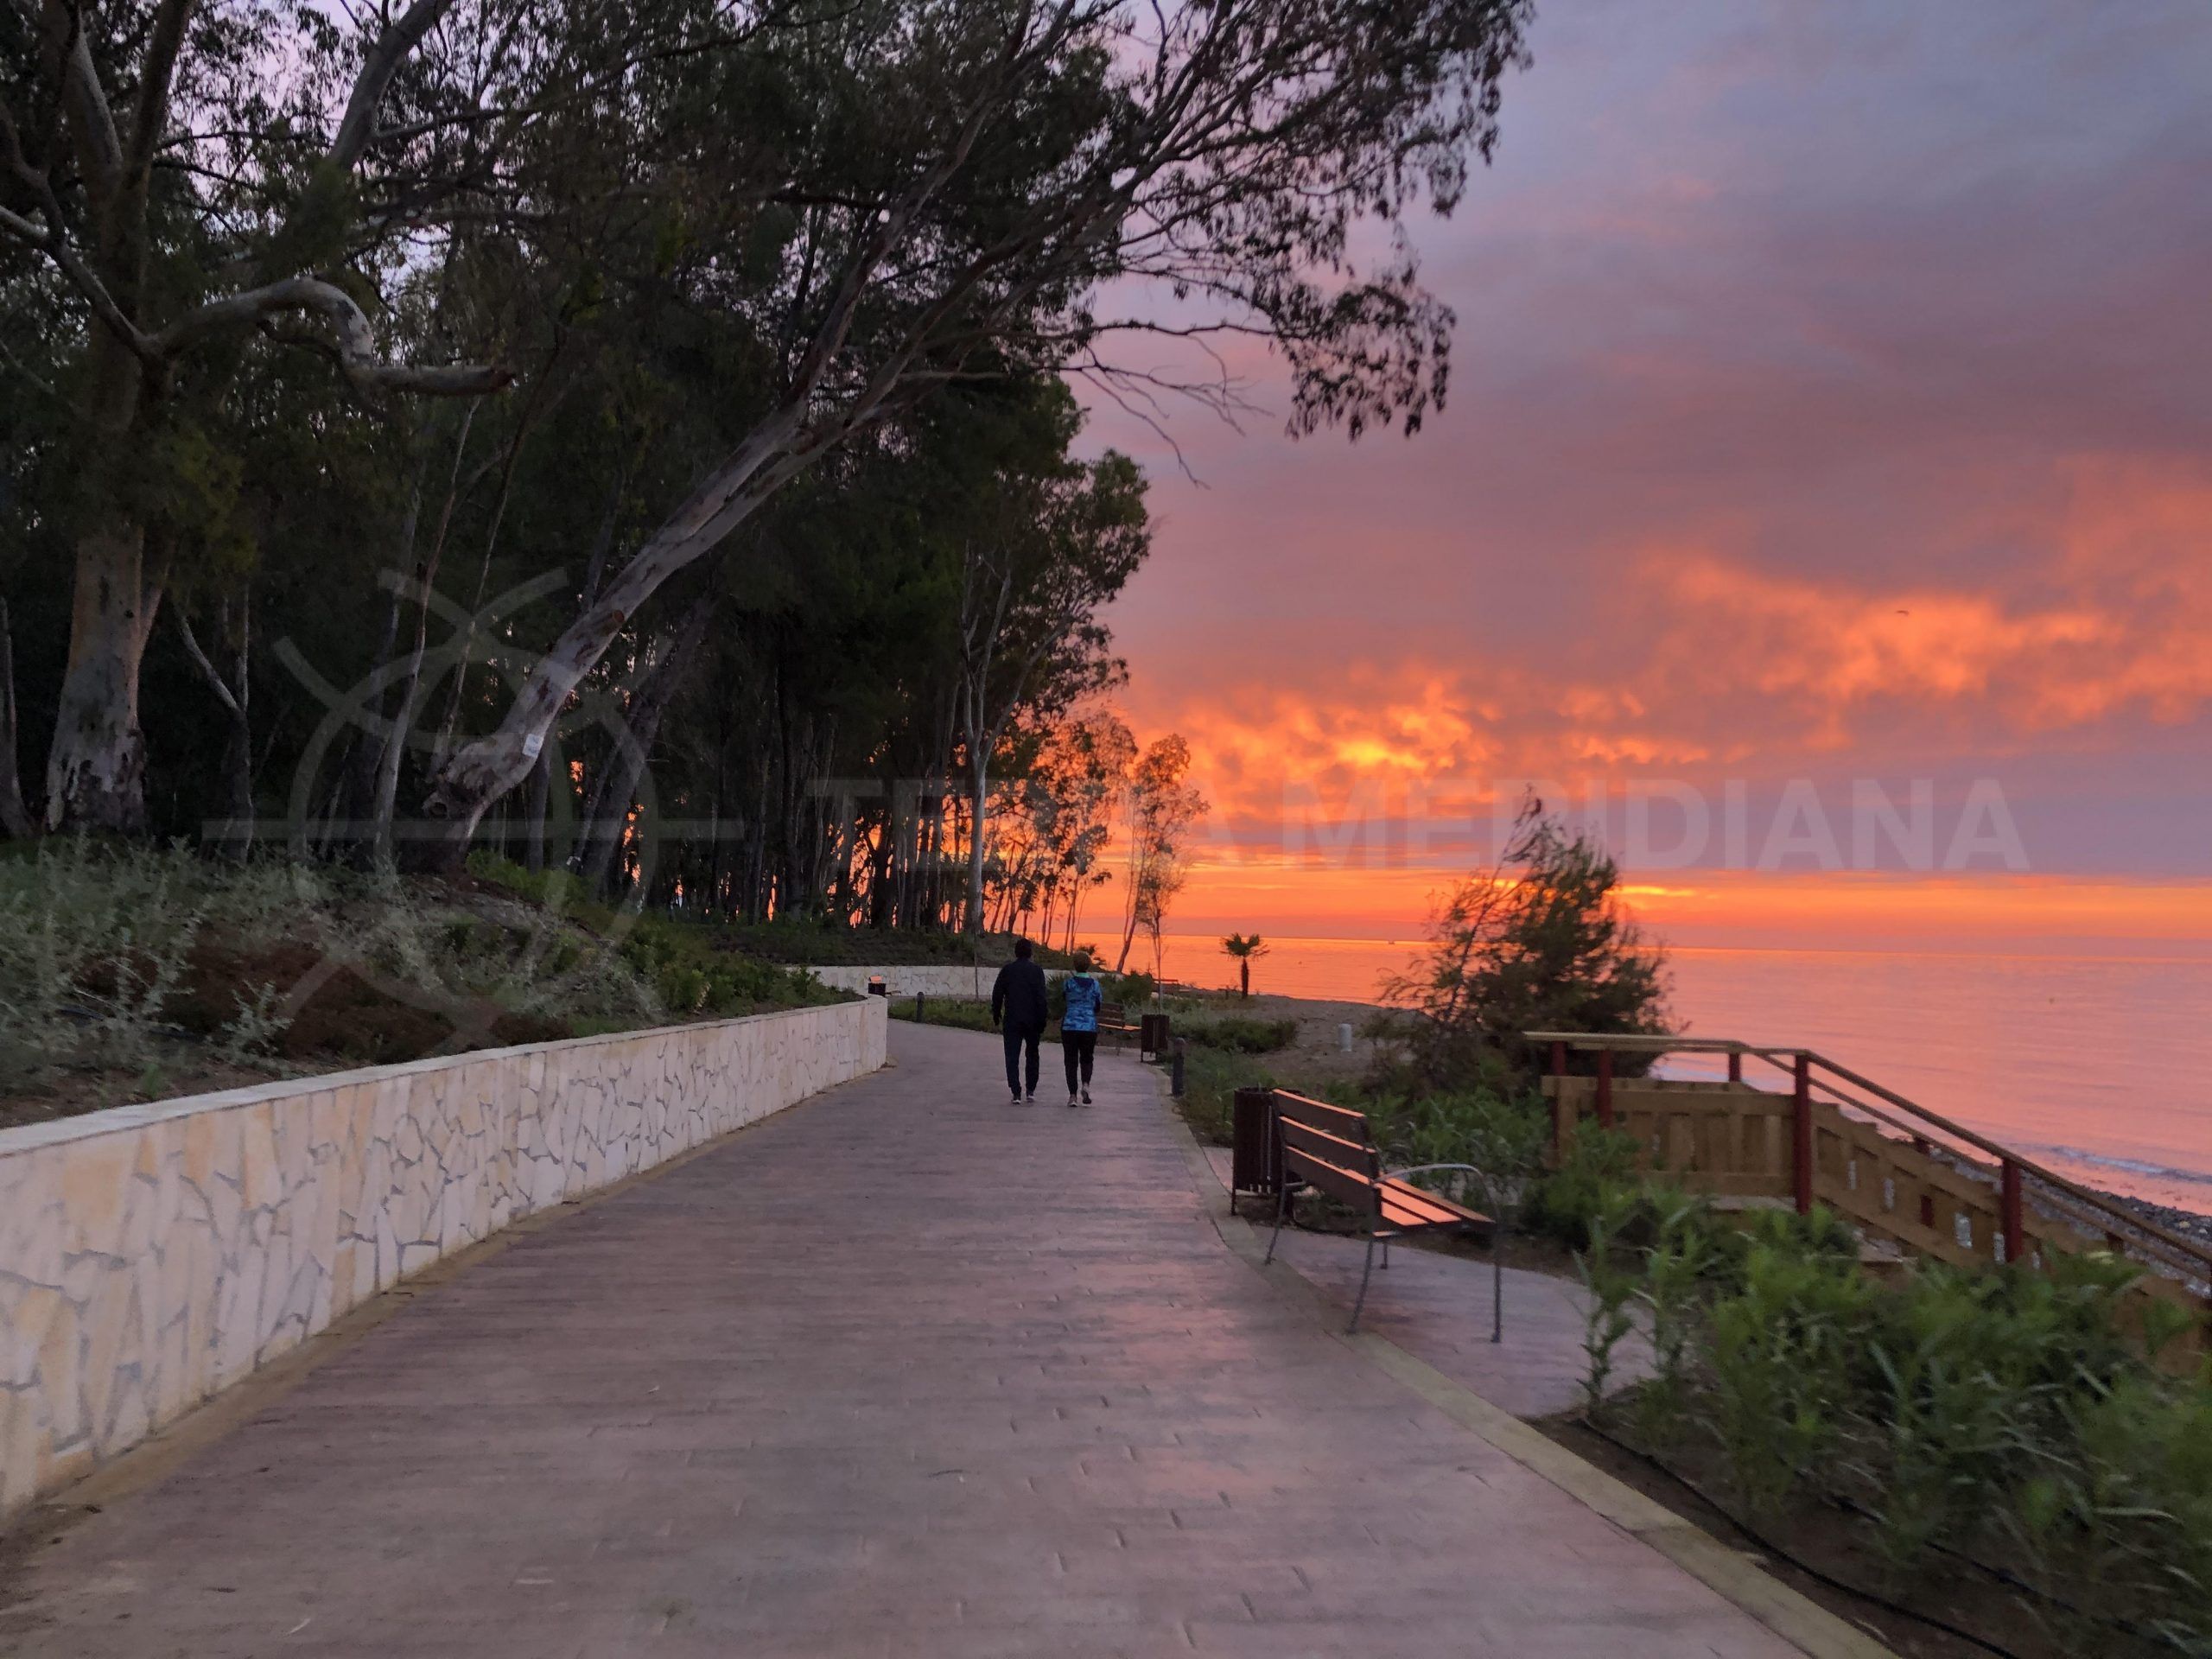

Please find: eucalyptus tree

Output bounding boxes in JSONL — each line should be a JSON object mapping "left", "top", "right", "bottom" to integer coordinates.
{"left": 1115, "top": 732, "right": 1203, "bottom": 973}
{"left": 420, "top": 0, "right": 1535, "bottom": 849}
{"left": 0, "top": 0, "right": 542, "bottom": 830}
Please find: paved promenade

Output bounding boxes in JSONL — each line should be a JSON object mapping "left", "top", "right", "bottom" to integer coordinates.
{"left": 0, "top": 1022, "right": 1802, "bottom": 1657}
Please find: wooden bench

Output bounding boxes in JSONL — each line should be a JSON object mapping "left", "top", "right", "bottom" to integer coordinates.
{"left": 1097, "top": 1000, "right": 1141, "bottom": 1050}
{"left": 1262, "top": 1090, "right": 1497, "bottom": 1334}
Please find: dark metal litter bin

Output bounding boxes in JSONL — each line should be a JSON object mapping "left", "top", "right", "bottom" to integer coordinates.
{"left": 1139, "top": 1011, "right": 1171, "bottom": 1061}
{"left": 1230, "top": 1087, "right": 1282, "bottom": 1204}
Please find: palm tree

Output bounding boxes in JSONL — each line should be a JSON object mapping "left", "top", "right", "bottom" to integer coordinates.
{"left": 1221, "top": 933, "right": 1270, "bottom": 999}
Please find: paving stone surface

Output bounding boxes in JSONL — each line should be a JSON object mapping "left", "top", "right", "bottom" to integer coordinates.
{"left": 1199, "top": 1147, "right": 1656, "bottom": 1419}
{"left": 0, "top": 1022, "right": 1798, "bottom": 1658}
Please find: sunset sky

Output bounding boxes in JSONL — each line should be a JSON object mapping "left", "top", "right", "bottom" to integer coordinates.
{"left": 1084, "top": 1, "right": 2212, "bottom": 953}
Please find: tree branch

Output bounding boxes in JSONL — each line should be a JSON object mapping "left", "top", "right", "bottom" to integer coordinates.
{"left": 124, "top": 0, "right": 198, "bottom": 192}
{"left": 327, "top": 0, "right": 462, "bottom": 177}
{"left": 159, "top": 275, "right": 512, "bottom": 395}
{"left": 173, "top": 607, "right": 242, "bottom": 719}
{"left": 41, "top": 0, "right": 123, "bottom": 200}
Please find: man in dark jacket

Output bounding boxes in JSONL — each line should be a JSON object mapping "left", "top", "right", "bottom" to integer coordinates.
{"left": 990, "top": 938, "right": 1051, "bottom": 1104}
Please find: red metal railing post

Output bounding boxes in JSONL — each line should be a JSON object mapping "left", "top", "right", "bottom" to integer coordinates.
{"left": 2001, "top": 1160, "right": 2025, "bottom": 1266}
{"left": 1595, "top": 1046, "right": 1615, "bottom": 1129}
{"left": 1791, "top": 1052, "right": 1813, "bottom": 1216}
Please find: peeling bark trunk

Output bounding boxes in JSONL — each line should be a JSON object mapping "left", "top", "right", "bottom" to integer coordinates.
{"left": 46, "top": 511, "right": 162, "bottom": 833}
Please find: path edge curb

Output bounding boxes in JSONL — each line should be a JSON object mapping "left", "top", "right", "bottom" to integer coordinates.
{"left": 1151, "top": 1081, "right": 1898, "bottom": 1659}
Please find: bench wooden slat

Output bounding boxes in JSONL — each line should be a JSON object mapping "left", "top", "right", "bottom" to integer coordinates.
{"left": 1281, "top": 1150, "right": 1380, "bottom": 1211}
{"left": 1277, "top": 1116, "right": 1370, "bottom": 1168}
{"left": 1274, "top": 1091, "right": 1369, "bottom": 1139}
{"left": 1378, "top": 1179, "right": 1490, "bottom": 1234}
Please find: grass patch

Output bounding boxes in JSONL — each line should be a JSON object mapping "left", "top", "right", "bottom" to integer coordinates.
{"left": 1177, "top": 1014, "right": 1298, "bottom": 1054}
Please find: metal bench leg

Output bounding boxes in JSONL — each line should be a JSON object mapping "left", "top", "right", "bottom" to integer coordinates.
{"left": 1348, "top": 1236, "right": 1376, "bottom": 1333}
{"left": 1380, "top": 1239, "right": 1390, "bottom": 1269}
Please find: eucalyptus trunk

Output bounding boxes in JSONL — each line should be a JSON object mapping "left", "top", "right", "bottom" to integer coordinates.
{"left": 46, "top": 334, "right": 160, "bottom": 833}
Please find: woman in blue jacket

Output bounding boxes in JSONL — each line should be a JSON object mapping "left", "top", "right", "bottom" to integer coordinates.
{"left": 1058, "top": 951, "right": 1103, "bottom": 1108}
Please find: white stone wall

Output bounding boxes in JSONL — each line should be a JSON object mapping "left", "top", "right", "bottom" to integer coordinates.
{"left": 0, "top": 997, "right": 887, "bottom": 1519}
{"left": 810, "top": 963, "right": 1064, "bottom": 999}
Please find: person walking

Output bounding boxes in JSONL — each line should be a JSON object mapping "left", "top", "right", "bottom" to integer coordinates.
{"left": 989, "top": 938, "right": 1050, "bottom": 1104}
{"left": 1058, "top": 951, "right": 1103, "bottom": 1108}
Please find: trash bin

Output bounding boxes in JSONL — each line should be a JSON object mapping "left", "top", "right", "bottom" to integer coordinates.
{"left": 1231, "top": 1087, "right": 1281, "bottom": 1203}
{"left": 866, "top": 975, "right": 887, "bottom": 997}
{"left": 1139, "top": 1011, "right": 1171, "bottom": 1061}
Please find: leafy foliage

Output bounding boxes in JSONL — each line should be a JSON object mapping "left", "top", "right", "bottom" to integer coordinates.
{"left": 1548, "top": 1145, "right": 2212, "bottom": 1652}
{"left": 1382, "top": 795, "right": 1673, "bottom": 1090}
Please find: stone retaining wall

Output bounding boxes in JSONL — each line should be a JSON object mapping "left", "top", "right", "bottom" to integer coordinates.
{"left": 0, "top": 997, "right": 887, "bottom": 1520}
{"left": 808, "top": 963, "right": 1064, "bottom": 999}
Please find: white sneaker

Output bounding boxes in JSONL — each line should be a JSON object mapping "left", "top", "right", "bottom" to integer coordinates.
{"left": 1081, "top": 1089, "right": 1092, "bottom": 1105}
{"left": 1067, "top": 1094, "right": 1080, "bottom": 1109}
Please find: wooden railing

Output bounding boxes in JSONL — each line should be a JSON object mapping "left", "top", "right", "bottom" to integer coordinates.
{"left": 1529, "top": 1032, "right": 2211, "bottom": 1350}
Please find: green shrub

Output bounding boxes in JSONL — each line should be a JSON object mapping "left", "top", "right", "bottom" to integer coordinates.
{"left": 1634, "top": 1185, "right": 1720, "bottom": 1446}
{"left": 658, "top": 964, "right": 709, "bottom": 1014}
{"left": 1701, "top": 1211, "right": 1878, "bottom": 1516}
{"left": 1524, "top": 1123, "right": 1643, "bottom": 1249}
{"left": 1179, "top": 1015, "right": 1298, "bottom": 1053}
{"left": 1576, "top": 1181, "right": 1647, "bottom": 1418}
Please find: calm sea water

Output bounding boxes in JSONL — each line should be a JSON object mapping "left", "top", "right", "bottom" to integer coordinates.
{"left": 1153, "top": 932, "right": 2212, "bottom": 1211}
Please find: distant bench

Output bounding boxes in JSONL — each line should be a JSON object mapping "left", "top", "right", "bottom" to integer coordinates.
{"left": 1262, "top": 1090, "right": 1495, "bottom": 1333}
{"left": 1098, "top": 1000, "right": 1140, "bottom": 1048}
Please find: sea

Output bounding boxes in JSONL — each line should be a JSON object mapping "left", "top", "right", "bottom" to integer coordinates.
{"left": 1152, "top": 932, "right": 2212, "bottom": 1212}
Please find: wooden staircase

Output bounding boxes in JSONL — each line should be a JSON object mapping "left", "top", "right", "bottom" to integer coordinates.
{"left": 1532, "top": 1033, "right": 2211, "bottom": 1362}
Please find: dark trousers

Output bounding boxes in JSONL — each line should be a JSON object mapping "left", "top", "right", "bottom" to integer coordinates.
{"left": 1061, "top": 1030, "right": 1097, "bottom": 1096}
{"left": 1002, "top": 1025, "right": 1043, "bottom": 1096}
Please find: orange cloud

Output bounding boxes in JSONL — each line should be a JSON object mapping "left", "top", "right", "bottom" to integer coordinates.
{"left": 1130, "top": 455, "right": 2212, "bottom": 845}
